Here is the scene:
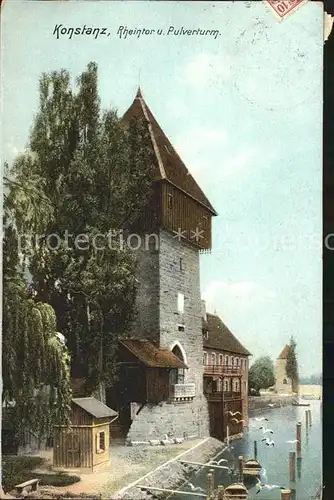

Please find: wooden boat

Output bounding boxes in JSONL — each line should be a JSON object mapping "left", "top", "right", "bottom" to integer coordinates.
{"left": 292, "top": 402, "right": 310, "bottom": 406}
{"left": 242, "top": 459, "right": 262, "bottom": 477}
{"left": 223, "top": 483, "right": 248, "bottom": 499}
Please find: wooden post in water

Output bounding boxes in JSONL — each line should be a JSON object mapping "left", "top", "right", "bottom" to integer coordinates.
{"left": 238, "top": 455, "right": 244, "bottom": 483}
{"left": 206, "top": 472, "right": 214, "bottom": 499}
{"left": 281, "top": 489, "right": 292, "bottom": 500}
{"left": 217, "top": 485, "right": 225, "bottom": 500}
{"left": 296, "top": 457, "right": 302, "bottom": 480}
{"left": 254, "top": 440, "right": 258, "bottom": 460}
{"left": 226, "top": 424, "right": 230, "bottom": 446}
{"left": 305, "top": 409, "right": 309, "bottom": 429}
{"left": 289, "top": 451, "right": 296, "bottom": 483}
{"left": 296, "top": 422, "right": 302, "bottom": 457}
{"left": 308, "top": 409, "right": 312, "bottom": 426}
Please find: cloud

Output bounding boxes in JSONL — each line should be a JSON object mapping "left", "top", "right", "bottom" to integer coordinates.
{"left": 221, "top": 149, "right": 258, "bottom": 178}
{"left": 175, "top": 125, "right": 258, "bottom": 184}
{"left": 202, "top": 280, "right": 276, "bottom": 314}
{"left": 175, "top": 126, "right": 228, "bottom": 160}
{"left": 181, "top": 53, "right": 231, "bottom": 87}
{"left": 4, "top": 142, "right": 19, "bottom": 161}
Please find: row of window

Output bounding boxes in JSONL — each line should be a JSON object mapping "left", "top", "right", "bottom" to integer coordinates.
{"left": 213, "top": 378, "right": 241, "bottom": 392}
{"left": 203, "top": 351, "right": 247, "bottom": 369}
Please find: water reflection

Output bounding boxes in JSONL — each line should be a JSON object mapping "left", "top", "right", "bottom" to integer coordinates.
{"left": 171, "top": 400, "right": 321, "bottom": 500}
{"left": 297, "top": 457, "right": 302, "bottom": 481}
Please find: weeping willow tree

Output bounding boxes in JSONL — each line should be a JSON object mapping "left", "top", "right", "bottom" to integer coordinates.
{"left": 2, "top": 170, "right": 72, "bottom": 444}
{"left": 3, "top": 279, "right": 72, "bottom": 439}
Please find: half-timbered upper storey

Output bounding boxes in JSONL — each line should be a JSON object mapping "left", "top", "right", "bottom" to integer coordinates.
{"left": 122, "top": 88, "right": 217, "bottom": 250}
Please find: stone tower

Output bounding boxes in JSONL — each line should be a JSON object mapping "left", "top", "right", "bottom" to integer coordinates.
{"left": 118, "top": 88, "right": 217, "bottom": 441}
{"left": 275, "top": 345, "right": 293, "bottom": 394}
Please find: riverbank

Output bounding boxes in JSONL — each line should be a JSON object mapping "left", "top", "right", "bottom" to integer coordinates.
{"left": 248, "top": 394, "right": 296, "bottom": 412}
{"left": 31, "top": 438, "right": 220, "bottom": 499}
{"left": 115, "top": 437, "right": 224, "bottom": 500}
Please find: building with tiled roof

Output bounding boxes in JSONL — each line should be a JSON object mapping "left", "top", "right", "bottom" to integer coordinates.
{"left": 278, "top": 344, "right": 290, "bottom": 359}
{"left": 105, "top": 89, "right": 216, "bottom": 443}
{"left": 275, "top": 344, "right": 294, "bottom": 394}
{"left": 202, "top": 303, "right": 251, "bottom": 433}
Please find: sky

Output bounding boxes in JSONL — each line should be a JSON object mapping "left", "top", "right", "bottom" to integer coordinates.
{"left": 1, "top": 1, "right": 323, "bottom": 376}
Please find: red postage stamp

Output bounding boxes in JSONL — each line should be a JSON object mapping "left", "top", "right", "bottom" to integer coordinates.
{"left": 265, "top": 0, "right": 308, "bottom": 20}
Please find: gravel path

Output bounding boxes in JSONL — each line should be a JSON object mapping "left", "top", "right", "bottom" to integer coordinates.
{"left": 37, "top": 439, "right": 205, "bottom": 499}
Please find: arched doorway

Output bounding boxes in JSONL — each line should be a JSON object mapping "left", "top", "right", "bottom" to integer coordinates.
{"left": 172, "top": 344, "right": 184, "bottom": 362}
{"left": 170, "top": 343, "right": 186, "bottom": 385}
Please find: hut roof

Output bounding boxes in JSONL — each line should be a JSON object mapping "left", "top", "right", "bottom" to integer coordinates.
{"left": 72, "top": 398, "right": 117, "bottom": 419}
{"left": 122, "top": 88, "right": 217, "bottom": 215}
{"left": 278, "top": 345, "right": 290, "bottom": 359}
{"left": 203, "top": 313, "right": 251, "bottom": 356}
{"left": 120, "top": 339, "right": 188, "bottom": 369}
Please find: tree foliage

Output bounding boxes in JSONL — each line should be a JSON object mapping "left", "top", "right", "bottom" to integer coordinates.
{"left": 6, "top": 61, "right": 155, "bottom": 393}
{"left": 285, "top": 336, "right": 299, "bottom": 392}
{"left": 248, "top": 356, "right": 276, "bottom": 393}
{"left": 3, "top": 180, "right": 72, "bottom": 442}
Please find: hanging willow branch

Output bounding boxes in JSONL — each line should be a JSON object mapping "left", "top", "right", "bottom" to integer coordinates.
{"left": 3, "top": 275, "right": 72, "bottom": 442}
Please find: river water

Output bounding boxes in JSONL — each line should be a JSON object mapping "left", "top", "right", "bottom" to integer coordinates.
{"left": 173, "top": 400, "right": 322, "bottom": 500}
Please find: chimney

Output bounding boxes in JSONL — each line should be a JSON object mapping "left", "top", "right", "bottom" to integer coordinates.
{"left": 201, "top": 300, "right": 207, "bottom": 321}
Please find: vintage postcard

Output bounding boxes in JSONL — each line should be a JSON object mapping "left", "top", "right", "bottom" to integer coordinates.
{"left": 1, "top": 1, "right": 323, "bottom": 499}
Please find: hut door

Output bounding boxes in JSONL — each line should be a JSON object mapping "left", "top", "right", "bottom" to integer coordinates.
{"left": 66, "top": 431, "right": 80, "bottom": 468}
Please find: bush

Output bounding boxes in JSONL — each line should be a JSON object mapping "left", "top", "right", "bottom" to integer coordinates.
{"left": 2, "top": 456, "right": 80, "bottom": 492}
{"left": 3, "top": 456, "right": 45, "bottom": 491}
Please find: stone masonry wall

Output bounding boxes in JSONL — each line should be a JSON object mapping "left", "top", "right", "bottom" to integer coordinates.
{"left": 130, "top": 234, "right": 160, "bottom": 344}
{"left": 158, "top": 229, "right": 209, "bottom": 436}
{"left": 128, "top": 401, "right": 209, "bottom": 442}
{"left": 275, "top": 358, "right": 293, "bottom": 394}
{"left": 127, "top": 229, "right": 210, "bottom": 441}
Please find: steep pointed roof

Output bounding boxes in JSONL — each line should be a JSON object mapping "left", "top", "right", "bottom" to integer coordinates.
{"left": 122, "top": 88, "right": 217, "bottom": 215}
{"left": 203, "top": 313, "right": 251, "bottom": 356}
{"left": 278, "top": 345, "right": 290, "bottom": 359}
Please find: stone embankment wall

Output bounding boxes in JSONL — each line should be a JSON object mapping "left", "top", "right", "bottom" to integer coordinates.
{"left": 115, "top": 437, "right": 223, "bottom": 500}
{"left": 249, "top": 395, "right": 296, "bottom": 413}
{"left": 128, "top": 400, "right": 210, "bottom": 443}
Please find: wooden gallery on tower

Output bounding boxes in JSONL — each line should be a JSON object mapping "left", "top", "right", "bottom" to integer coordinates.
{"left": 103, "top": 89, "right": 250, "bottom": 443}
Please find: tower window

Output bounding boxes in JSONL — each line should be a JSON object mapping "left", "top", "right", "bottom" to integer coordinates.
{"left": 202, "top": 216, "right": 208, "bottom": 228}
{"left": 177, "top": 293, "right": 184, "bottom": 314}
{"left": 167, "top": 194, "right": 173, "bottom": 209}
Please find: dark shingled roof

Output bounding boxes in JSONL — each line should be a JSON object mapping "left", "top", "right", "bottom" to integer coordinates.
{"left": 120, "top": 339, "right": 188, "bottom": 369}
{"left": 278, "top": 345, "right": 290, "bottom": 359}
{"left": 122, "top": 88, "right": 217, "bottom": 215}
{"left": 72, "top": 398, "right": 117, "bottom": 419}
{"left": 203, "top": 313, "right": 251, "bottom": 356}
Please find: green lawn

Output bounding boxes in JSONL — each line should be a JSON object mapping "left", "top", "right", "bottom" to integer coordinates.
{"left": 2, "top": 456, "right": 80, "bottom": 493}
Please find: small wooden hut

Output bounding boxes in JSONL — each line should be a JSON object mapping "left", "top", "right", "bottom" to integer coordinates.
{"left": 53, "top": 397, "right": 117, "bottom": 472}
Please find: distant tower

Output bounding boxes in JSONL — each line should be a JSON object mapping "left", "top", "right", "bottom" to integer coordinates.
{"left": 275, "top": 345, "right": 293, "bottom": 394}
{"left": 117, "top": 88, "right": 217, "bottom": 441}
